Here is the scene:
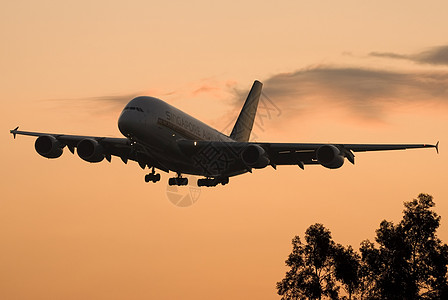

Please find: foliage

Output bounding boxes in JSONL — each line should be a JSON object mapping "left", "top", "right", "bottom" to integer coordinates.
{"left": 360, "top": 193, "right": 448, "bottom": 299}
{"left": 277, "top": 224, "right": 359, "bottom": 300}
{"left": 277, "top": 224, "right": 337, "bottom": 299}
{"left": 333, "top": 244, "right": 360, "bottom": 299}
{"left": 277, "top": 194, "right": 448, "bottom": 300}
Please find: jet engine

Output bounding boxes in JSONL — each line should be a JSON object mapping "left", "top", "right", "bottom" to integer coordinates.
{"left": 241, "top": 144, "right": 270, "bottom": 169}
{"left": 35, "top": 135, "right": 64, "bottom": 159}
{"left": 77, "top": 139, "right": 105, "bottom": 163}
{"left": 316, "top": 145, "right": 345, "bottom": 169}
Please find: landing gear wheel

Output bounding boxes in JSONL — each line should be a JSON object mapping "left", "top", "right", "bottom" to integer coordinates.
{"left": 197, "top": 177, "right": 229, "bottom": 187}
{"left": 168, "top": 176, "right": 188, "bottom": 186}
{"left": 145, "top": 174, "right": 151, "bottom": 183}
{"left": 154, "top": 173, "right": 161, "bottom": 182}
{"left": 221, "top": 177, "right": 229, "bottom": 185}
{"left": 197, "top": 178, "right": 217, "bottom": 187}
{"left": 144, "top": 169, "right": 161, "bottom": 183}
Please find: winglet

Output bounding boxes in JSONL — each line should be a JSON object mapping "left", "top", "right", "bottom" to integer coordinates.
{"left": 435, "top": 141, "right": 439, "bottom": 154}
{"left": 10, "top": 126, "right": 19, "bottom": 139}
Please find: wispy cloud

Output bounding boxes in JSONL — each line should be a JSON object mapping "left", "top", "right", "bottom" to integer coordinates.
{"left": 264, "top": 67, "right": 448, "bottom": 102}
{"left": 43, "top": 79, "right": 238, "bottom": 119}
{"left": 229, "top": 66, "right": 448, "bottom": 124}
{"left": 368, "top": 52, "right": 410, "bottom": 61}
{"left": 42, "top": 92, "right": 145, "bottom": 118}
{"left": 72, "top": 65, "right": 446, "bottom": 125}
{"left": 75, "top": 93, "right": 143, "bottom": 107}
{"left": 43, "top": 45, "right": 448, "bottom": 126}
{"left": 416, "top": 45, "right": 448, "bottom": 65}
{"left": 370, "top": 45, "right": 448, "bottom": 66}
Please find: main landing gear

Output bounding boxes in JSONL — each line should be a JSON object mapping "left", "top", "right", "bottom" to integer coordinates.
{"left": 168, "top": 173, "right": 188, "bottom": 186}
{"left": 145, "top": 167, "right": 161, "bottom": 183}
{"left": 197, "top": 177, "right": 229, "bottom": 187}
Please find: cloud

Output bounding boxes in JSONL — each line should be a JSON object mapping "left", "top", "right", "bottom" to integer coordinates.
{"left": 43, "top": 51, "right": 448, "bottom": 126}
{"left": 188, "top": 80, "right": 238, "bottom": 102}
{"left": 192, "top": 85, "right": 221, "bottom": 96}
{"left": 370, "top": 45, "right": 448, "bottom": 66}
{"left": 255, "top": 45, "right": 448, "bottom": 123}
{"left": 229, "top": 66, "right": 448, "bottom": 124}
{"left": 43, "top": 92, "right": 144, "bottom": 117}
{"left": 369, "top": 52, "right": 410, "bottom": 60}
{"left": 45, "top": 92, "right": 144, "bottom": 105}
{"left": 415, "top": 45, "right": 448, "bottom": 65}
{"left": 77, "top": 93, "right": 143, "bottom": 106}
{"left": 264, "top": 67, "right": 448, "bottom": 101}
{"left": 43, "top": 79, "right": 238, "bottom": 119}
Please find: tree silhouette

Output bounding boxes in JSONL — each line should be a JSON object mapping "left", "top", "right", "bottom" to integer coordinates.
{"left": 333, "top": 245, "right": 360, "bottom": 299}
{"left": 402, "top": 194, "right": 448, "bottom": 298}
{"left": 277, "top": 224, "right": 339, "bottom": 300}
{"left": 360, "top": 193, "right": 448, "bottom": 299}
{"left": 278, "top": 194, "right": 448, "bottom": 300}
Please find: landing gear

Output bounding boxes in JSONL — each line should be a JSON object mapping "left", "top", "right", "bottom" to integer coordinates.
{"left": 144, "top": 167, "right": 161, "bottom": 183}
{"left": 168, "top": 173, "right": 188, "bottom": 186}
{"left": 197, "top": 177, "right": 229, "bottom": 187}
{"left": 197, "top": 178, "right": 216, "bottom": 187}
{"left": 221, "top": 177, "right": 229, "bottom": 185}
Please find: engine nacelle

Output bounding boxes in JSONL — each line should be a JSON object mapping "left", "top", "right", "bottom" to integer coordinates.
{"left": 35, "top": 135, "right": 64, "bottom": 159}
{"left": 316, "top": 145, "right": 345, "bottom": 169}
{"left": 241, "top": 144, "right": 270, "bottom": 169}
{"left": 77, "top": 139, "right": 105, "bottom": 163}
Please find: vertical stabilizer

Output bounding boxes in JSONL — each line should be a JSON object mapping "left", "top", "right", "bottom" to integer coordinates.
{"left": 230, "top": 80, "right": 263, "bottom": 142}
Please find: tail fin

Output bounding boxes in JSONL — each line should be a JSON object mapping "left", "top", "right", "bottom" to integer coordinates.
{"left": 230, "top": 80, "right": 263, "bottom": 142}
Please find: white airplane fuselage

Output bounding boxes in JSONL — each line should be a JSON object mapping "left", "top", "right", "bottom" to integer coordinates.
{"left": 118, "top": 96, "right": 235, "bottom": 175}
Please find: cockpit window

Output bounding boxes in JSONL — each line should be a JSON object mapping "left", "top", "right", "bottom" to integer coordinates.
{"left": 124, "top": 106, "right": 144, "bottom": 112}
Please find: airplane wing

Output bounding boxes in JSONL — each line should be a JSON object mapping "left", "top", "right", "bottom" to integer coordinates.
{"left": 177, "top": 140, "right": 438, "bottom": 172}
{"left": 10, "top": 127, "right": 170, "bottom": 172}
{"left": 11, "top": 125, "right": 438, "bottom": 177}
{"left": 262, "top": 142, "right": 438, "bottom": 168}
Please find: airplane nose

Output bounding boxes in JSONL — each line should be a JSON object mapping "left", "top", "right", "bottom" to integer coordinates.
{"left": 118, "top": 100, "right": 147, "bottom": 137}
{"left": 118, "top": 111, "right": 134, "bottom": 137}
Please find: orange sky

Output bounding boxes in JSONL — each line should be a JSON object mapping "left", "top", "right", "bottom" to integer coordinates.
{"left": 1, "top": 1, "right": 448, "bottom": 299}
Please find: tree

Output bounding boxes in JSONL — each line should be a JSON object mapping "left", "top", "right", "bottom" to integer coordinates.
{"left": 360, "top": 193, "right": 448, "bottom": 299}
{"left": 278, "top": 194, "right": 448, "bottom": 299}
{"left": 333, "top": 244, "right": 360, "bottom": 300}
{"left": 358, "top": 240, "right": 381, "bottom": 300}
{"left": 277, "top": 224, "right": 340, "bottom": 300}
{"left": 401, "top": 193, "right": 448, "bottom": 298}
{"left": 360, "top": 220, "right": 414, "bottom": 299}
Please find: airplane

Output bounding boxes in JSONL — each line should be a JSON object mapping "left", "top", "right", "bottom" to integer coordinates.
{"left": 10, "top": 80, "right": 439, "bottom": 187}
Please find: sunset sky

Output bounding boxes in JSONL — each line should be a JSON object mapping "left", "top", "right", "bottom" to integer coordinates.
{"left": 1, "top": 1, "right": 447, "bottom": 299}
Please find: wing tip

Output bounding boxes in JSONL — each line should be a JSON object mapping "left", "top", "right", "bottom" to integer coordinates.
{"left": 10, "top": 126, "right": 19, "bottom": 139}
{"left": 435, "top": 141, "right": 439, "bottom": 154}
